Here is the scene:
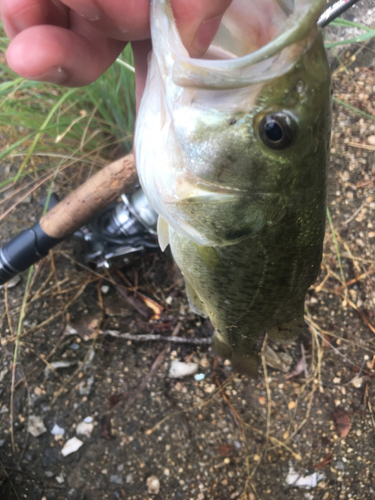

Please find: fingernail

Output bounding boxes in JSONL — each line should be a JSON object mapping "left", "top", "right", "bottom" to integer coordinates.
{"left": 28, "top": 67, "right": 68, "bottom": 84}
{"left": 193, "top": 15, "right": 222, "bottom": 56}
{"left": 76, "top": 5, "right": 101, "bottom": 22}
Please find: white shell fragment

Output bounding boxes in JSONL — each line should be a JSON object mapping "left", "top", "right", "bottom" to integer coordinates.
{"left": 76, "top": 419, "right": 94, "bottom": 438}
{"left": 50, "top": 424, "right": 65, "bottom": 436}
{"left": 61, "top": 437, "right": 83, "bottom": 457}
{"left": 44, "top": 360, "right": 78, "bottom": 377}
{"left": 28, "top": 415, "right": 47, "bottom": 437}
{"left": 168, "top": 360, "right": 199, "bottom": 378}
{"left": 146, "top": 475, "right": 160, "bottom": 494}
{"left": 286, "top": 465, "right": 324, "bottom": 488}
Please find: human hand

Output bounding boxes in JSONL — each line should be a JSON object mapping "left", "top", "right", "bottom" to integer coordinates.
{"left": 0, "top": 0, "right": 232, "bottom": 105}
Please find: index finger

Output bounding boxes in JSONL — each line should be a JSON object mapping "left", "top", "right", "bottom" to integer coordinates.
{"left": 57, "top": 0, "right": 232, "bottom": 53}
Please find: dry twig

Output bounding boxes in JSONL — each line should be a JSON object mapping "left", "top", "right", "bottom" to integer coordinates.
{"left": 101, "top": 329, "right": 212, "bottom": 345}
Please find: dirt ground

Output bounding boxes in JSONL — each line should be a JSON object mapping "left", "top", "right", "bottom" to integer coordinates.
{"left": 1, "top": 11, "right": 375, "bottom": 500}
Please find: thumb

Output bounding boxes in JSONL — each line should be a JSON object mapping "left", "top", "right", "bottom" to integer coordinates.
{"left": 171, "top": 0, "right": 233, "bottom": 57}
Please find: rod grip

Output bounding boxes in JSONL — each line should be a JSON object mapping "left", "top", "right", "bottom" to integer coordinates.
{"left": 40, "top": 154, "right": 137, "bottom": 239}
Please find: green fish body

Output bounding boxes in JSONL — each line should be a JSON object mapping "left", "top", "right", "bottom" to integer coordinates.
{"left": 135, "top": 0, "right": 331, "bottom": 375}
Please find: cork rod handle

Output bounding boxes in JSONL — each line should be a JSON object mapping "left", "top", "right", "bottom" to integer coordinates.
{"left": 40, "top": 154, "right": 137, "bottom": 239}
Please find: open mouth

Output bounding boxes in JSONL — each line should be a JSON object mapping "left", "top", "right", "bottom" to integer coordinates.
{"left": 170, "top": 0, "right": 325, "bottom": 89}
{"left": 206, "top": 0, "right": 299, "bottom": 60}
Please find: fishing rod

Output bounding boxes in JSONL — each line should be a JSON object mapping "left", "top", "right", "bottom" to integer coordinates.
{"left": 0, "top": 155, "right": 159, "bottom": 285}
{"left": 0, "top": 0, "right": 364, "bottom": 286}
{"left": 318, "top": 0, "right": 362, "bottom": 28}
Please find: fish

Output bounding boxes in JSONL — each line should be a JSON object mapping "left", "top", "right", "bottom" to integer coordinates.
{"left": 134, "top": 0, "right": 331, "bottom": 376}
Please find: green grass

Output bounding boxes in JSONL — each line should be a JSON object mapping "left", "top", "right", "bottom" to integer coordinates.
{"left": 0, "top": 29, "right": 136, "bottom": 183}
{"left": 333, "top": 97, "right": 375, "bottom": 122}
{"left": 324, "top": 18, "right": 375, "bottom": 48}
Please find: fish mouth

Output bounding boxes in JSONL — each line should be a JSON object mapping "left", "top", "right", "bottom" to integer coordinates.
{"left": 166, "top": 0, "right": 326, "bottom": 89}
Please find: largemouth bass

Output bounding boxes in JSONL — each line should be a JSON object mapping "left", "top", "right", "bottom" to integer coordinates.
{"left": 135, "top": 0, "right": 331, "bottom": 376}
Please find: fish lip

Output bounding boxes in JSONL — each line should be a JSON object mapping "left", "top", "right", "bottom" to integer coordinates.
{"left": 170, "top": 0, "right": 326, "bottom": 89}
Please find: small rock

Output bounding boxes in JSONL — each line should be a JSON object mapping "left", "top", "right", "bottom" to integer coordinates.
{"left": 50, "top": 424, "right": 65, "bottom": 436}
{"left": 34, "top": 386, "right": 43, "bottom": 396}
{"left": 44, "top": 471, "right": 54, "bottom": 478}
{"left": 367, "top": 135, "right": 375, "bottom": 146}
{"left": 76, "top": 420, "right": 93, "bottom": 438}
{"left": 146, "top": 475, "right": 160, "bottom": 494}
{"left": 101, "top": 285, "right": 110, "bottom": 295}
{"left": 169, "top": 360, "right": 198, "bottom": 378}
{"left": 194, "top": 373, "right": 205, "bottom": 381}
{"left": 126, "top": 473, "right": 134, "bottom": 484}
{"left": 0, "top": 274, "right": 21, "bottom": 290}
{"left": 110, "top": 475, "right": 123, "bottom": 485}
{"left": 351, "top": 377, "right": 363, "bottom": 388}
{"left": 20, "top": 193, "right": 33, "bottom": 205}
{"left": 61, "top": 437, "right": 83, "bottom": 457}
{"left": 336, "top": 460, "right": 345, "bottom": 471}
{"left": 28, "top": 415, "right": 47, "bottom": 437}
{"left": 0, "top": 405, "right": 9, "bottom": 414}
{"left": 0, "top": 369, "right": 8, "bottom": 383}
{"left": 67, "top": 489, "right": 79, "bottom": 500}
{"left": 264, "top": 346, "right": 292, "bottom": 373}
{"left": 204, "top": 384, "right": 216, "bottom": 394}
{"left": 79, "top": 376, "right": 94, "bottom": 396}
{"left": 56, "top": 473, "right": 65, "bottom": 484}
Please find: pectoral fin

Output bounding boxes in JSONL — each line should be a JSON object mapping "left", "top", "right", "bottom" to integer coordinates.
{"left": 157, "top": 216, "right": 170, "bottom": 251}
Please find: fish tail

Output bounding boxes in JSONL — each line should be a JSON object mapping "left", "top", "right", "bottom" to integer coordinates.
{"left": 267, "top": 314, "right": 305, "bottom": 342}
{"left": 212, "top": 334, "right": 260, "bottom": 378}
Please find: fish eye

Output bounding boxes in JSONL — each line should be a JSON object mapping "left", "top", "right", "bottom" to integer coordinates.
{"left": 259, "top": 113, "right": 296, "bottom": 150}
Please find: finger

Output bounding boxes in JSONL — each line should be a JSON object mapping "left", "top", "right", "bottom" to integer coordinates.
{"left": 132, "top": 40, "right": 152, "bottom": 113}
{"left": 171, "top": 0, "right": 233, "bottom": 57}
{"left": 6, "top": 23, "right": 126, "bottom": 86}
{"left": 58, "top": 0, "right": 151, "bottom": 41}
{"left": 56, "top": 0, "right": 232, "bottom": 48}
{"left": 0, "top": 0, "right": 68, "bottom": 39}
